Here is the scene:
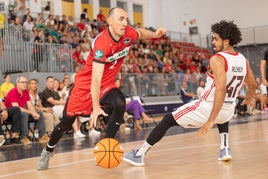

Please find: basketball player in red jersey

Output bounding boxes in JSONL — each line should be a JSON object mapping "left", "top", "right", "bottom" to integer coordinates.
{"left": 124, "top": 20, "right": 256, "bottom": 166}
{"left": 37, "top": 7, "right": 167, "bottom": 170}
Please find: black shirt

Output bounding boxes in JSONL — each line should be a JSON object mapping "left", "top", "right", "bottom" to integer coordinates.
{"left": 41, "top": 88, "right": 61, "bottom": 107}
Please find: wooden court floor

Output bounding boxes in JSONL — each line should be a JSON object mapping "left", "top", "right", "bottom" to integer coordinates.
{"left": 0, "top": 113, "right": 268, "bottom": 179}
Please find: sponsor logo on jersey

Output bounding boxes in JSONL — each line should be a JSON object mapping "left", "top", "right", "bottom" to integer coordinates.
{"left": 232, "top": 66, "right": 243, "bottom": 72}
{"left": 94, "top": 50, "right": 104, "bottom": 59}
{"left": 123, "top": 38, "right": 130, "bottom": 44}
{"left": 187, "top": 124, "right": 195, "bottom": 127}
{"left": 106, "top": 46, "right": 130, "bottom": 62}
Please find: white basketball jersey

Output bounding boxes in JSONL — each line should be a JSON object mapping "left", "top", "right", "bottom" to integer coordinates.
{"left": 201, "top": 51, "right": 248, "bottom": 109}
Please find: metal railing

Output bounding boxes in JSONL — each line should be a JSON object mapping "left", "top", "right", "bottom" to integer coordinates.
{"left": 0, "top": 25, "right": 73, "bottom": 73}
{"left": 120, "top": 73, "right": 207, "bottom": 97}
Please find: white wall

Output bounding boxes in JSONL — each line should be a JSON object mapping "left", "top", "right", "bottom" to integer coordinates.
{"left": 148, "top": 0, "right": 268, "bottom": 36}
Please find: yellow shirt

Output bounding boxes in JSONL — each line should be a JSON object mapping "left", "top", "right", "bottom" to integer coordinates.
{"left": 0, "top": 82, "right": 14, "bottom": 99}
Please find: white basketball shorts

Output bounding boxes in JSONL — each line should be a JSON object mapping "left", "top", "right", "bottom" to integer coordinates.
{"left": 172, "top": 99, "right": 235, "bottom": 128}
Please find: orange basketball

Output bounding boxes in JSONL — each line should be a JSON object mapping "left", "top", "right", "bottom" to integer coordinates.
{"left": 93, "top": 138, "right": 124, "bottom": 169}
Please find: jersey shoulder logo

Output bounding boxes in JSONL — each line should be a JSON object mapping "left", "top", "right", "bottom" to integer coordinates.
{"left": 94, "top": 50, "right": 104, "bottom": 59}
{"left": 123, "top": 38, "right": 131, "bottom": 44}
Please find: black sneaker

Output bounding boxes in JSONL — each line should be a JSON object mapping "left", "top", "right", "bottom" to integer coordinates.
{"left": 10, "top": 137, "right": 21, "bottom": 144}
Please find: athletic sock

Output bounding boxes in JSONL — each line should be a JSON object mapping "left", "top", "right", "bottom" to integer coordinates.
{"left": 136, "top": 140, "right": 152, "bottom": 156}
{"left": 220, "top": 132, "right": 229, "bottom": 149}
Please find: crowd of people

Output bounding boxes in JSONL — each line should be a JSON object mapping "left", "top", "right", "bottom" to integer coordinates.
{"left": 4, "top": 3, "right": 210, "bottom": 77}
{"left": 1, "top": 6, "right": 267, "bottom": 148}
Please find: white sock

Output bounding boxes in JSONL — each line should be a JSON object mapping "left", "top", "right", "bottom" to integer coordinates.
{"left": 220, "top": 133, "right": 229, "bottom": 149}
{"left": 136, "top": 140, "right": 152, "bottom": 156}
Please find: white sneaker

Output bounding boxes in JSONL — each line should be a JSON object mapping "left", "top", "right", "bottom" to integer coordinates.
{"left": 73, "top": 130, "right": 86, "bottom": 138}
{"left": 88, "top": 128, "right": 101, "bottom": 136}
{"left": 0, "top": 135, "right": 6, "bottom": 147}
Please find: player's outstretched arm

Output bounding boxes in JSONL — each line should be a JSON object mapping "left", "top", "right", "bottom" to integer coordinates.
{"left": 137, "top": 27, "right": 167, "bottom": 39}
{"left": 241, "top": 60, "right": 256, "bottom": 107}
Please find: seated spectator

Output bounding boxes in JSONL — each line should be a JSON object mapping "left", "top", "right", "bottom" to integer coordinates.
{"left": 22, "top": 8, "right": 33, "bottom": 24}
{"left": 4, "top": 76, "right": 49, "bottom": 145}
{"left": 97, "top": 9, "right": 106, "bottom": 23}
{"left": 41, "top": 76, "right": 66, "bottom": 119}
{"left": 196, "top": 79, "right": 205, "bottom": 99}
{"left": 180, "top": 81, "right": 197, "bottom": 104}
{"left": 28, "top": 79, "right": 60, "bottom": 136}
{"left": 115, "top": 78, "right": 153, "bottom": 130}
{"left": 71, "top": 65, "right": 81, "bottom": 83}
{"left": 42, "top": 76, "right": 85, "bottom": 138}
{"left": 23, "top": 15, "right": 34, "bottom": 31}
{"left": 255, "top": 77, "right": 267, "bottom": 111}
{"left": 0, "top": 74, "right": 14, "bottom": 100}
{"left": 0, "top": 99, "right": 21, "bottom": 145}
{"left": 50, "top": 24, "right": 61, "bottom": 44}
{"left": 59, "top": 73, "right": 70, "bottom": 91}
{"left": 235, "top": 82, "right": 248, "bottom": 115}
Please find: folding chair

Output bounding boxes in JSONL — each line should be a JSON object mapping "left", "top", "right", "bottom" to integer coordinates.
{"left": 2, "top": 121, "right": 12, "bottom": 139}
{"left": 28, "top": 117, "right": 38, "bottom": 142}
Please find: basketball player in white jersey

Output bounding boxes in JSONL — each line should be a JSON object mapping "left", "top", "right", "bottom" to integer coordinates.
{"left": 124, "top": 20, "right": 256, "bottom": 166}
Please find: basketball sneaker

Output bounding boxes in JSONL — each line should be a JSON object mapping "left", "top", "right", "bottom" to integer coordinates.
{"left": 37, "top": 148, "right": 54, "bottom": 170}
{"left": 88, "top": 128, "right": 101, "bottom": 136}
{"left": 218, "top": 148, "right": 232, "bottom": 161}
{"left": 123, "top": 150, "right": 145, "bottom": 166}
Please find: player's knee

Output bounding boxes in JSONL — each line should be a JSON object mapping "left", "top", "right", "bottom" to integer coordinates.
{"left": 162, "top": 113, "right": 178, "bottom": 127}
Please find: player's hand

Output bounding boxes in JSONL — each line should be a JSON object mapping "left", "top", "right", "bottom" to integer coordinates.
{"left": 0, "top": 110, "right": 8, "bottom": 122}
{"left": 154, "top": 27, "right": 167, "bottom": 38}
{"left": 89, "top": 107, "right": 108, "bottom": 129}
{"left": 196, "top": 121, "right": 213, "bottom": 137}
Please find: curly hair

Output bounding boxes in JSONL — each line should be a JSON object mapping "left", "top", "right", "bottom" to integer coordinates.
{"left": 211, "top": 20, "right": 242, "bottom": 46}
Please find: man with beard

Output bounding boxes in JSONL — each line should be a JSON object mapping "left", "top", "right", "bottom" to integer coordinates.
{"left": 124, "top": 20, "right": 256, "bottom": 166}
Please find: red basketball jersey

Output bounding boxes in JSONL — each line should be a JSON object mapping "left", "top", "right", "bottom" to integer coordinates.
{"left": 66, "top": 26, "right": 139, "bottom": 116}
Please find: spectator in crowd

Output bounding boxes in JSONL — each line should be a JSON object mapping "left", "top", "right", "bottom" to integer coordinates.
{"left": 0, "top": 99, "right": 21, "bottom": 145}
{"left": 180, "top": 81, "right": 197, "bottom": 104}
{"left": 4, "top": 76, "right": 49, "bottom": 145}
{"left": 22, "top": 8, "right": 32, "bottom": 24}
{"left": 50, "top": 24, "right": 61, "bottom": 44}
{"left": 59, "top": 74, "right": 70, "bottom": 90}
{"left": 235, "top": 82, "right": 248, "bottom": 115}
{"left": 28, "top": 79, "right": 60, "bottom": 136}
{"left": 53, "top": 15, "right": 60, "bottom": 26}
{"left": 23, "top": 15, "right": 34, "bottom": 31}
{"left": 254, "top": 77, "right": 267, "bottom": 111}
{"left": 260, "top": 49, "right": 268, "bottom": 95}
{"left": 0, "top": 74, "right": 14, "bottom": 100}
{"left": 7, "top": 8, "right": 17, "bottom": 24}
{"left": 41, "top": 76, "right": 66, "bottom": 119}
{"left": 80, "top": 8, "right": 88, "bottom": 20}
{"left": 68, "top": 16, "right": 74, "bottom": 27}
{"left": 44, "top": 14, "right": 54, "bottom": 29}
{"left": 196, "top": 79, "right": 205, "bottom": 99}
{"left": 97, "top": 9, "right": 106, "bottom": 23}
{"left": 71, "top": 65, "right": 81, "bottom": 83}
{"left": 14, "top": 16, "right": 22, "bottom": 27}
{"left": 16, "top": 0, "right": 26, "bottom": 17}
{"left": 42, "top": 76, "right": 85, "bottom": 138}
{"left": 32, "top": 29, "right": 44, "bottom": 71}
